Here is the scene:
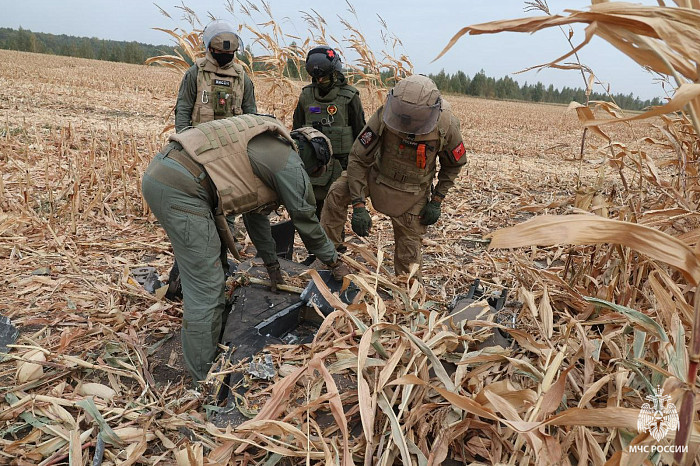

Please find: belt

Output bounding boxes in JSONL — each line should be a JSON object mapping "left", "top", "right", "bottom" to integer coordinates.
{"left": 165, "top": 148, "right": 217, "bottom": 204}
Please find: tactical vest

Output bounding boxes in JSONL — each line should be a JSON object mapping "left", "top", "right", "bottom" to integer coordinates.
{"left": 368, "top": 111, "right": 450, "bottom": 217}
{"left": 299, "top": 83, "right": 358, "bottom": 158}
{"left": 191, "top": 57, "right": 245, "bottom": 126}
{"left": 169, "top": 115, "right": 294, "bottom": 215}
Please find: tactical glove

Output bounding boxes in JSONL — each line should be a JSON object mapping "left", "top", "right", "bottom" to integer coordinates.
{"left": 419, "top": 200, "right": 442, "bottom": 225}
{"left": 351, "top": 206, "right": 372, "bottom": 237}
{"left": 265, "top": 261, "right": 285, "bottom": 293}
{"left": 328, "top": 259, "right": 351, "bottom": 281}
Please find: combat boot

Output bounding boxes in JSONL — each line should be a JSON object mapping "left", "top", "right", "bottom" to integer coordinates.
{"left": 327, "top": 259, "right": 351, "bottom": 281}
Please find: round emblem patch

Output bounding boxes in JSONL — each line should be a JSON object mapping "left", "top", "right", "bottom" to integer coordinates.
{"left": 327, "top": 104, "right": 338, "bottom": 116}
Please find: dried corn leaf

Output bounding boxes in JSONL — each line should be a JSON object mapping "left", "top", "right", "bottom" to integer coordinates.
{"left": 487, "top": 214, "right": 700, "bottom": 285}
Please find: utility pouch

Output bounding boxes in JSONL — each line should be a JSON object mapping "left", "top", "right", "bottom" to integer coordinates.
{"left": 213, "top": 89, "right": 230, "bottom": 116}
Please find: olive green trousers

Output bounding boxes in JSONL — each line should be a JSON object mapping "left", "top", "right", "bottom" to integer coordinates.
{"left": 320, "top": 173, "right": 427, "bottom": 276}
{"left": 142, "top": 151, "right": 226, "bottom": 383}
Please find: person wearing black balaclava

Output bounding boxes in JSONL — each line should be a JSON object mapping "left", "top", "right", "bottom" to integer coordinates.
{"left": 174, "top": 20, "right": 257, "bottom": 133}
{"left": 292, "top": 46, "right": 365, "bottom": 221}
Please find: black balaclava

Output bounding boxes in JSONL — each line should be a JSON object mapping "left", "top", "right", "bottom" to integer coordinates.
{"left": 211, "top": 51, "right": 235, "bottom": 67}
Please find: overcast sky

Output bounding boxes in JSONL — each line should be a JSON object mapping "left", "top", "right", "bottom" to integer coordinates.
{"left": 0, "top": 0, "right": 666, "bottom": 100}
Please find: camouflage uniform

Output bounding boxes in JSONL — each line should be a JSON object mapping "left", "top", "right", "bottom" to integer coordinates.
{"left": 321, "top": 76, "right": 466, "bottom": 276}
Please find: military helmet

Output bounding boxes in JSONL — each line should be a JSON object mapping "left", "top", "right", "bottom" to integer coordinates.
{"left": 291, "top": 127, "right": 333, "bottom": 177}
{"left": 203, "top": 20, "right": 243, "bottom": 52}
{"left": 382, "top": 74, "right": 442, "bottom": 135}
{"left": 305, "top": 46, "right": 342, "bottom": 78}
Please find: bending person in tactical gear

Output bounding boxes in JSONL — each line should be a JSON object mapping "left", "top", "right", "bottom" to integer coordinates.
{"left": 320, "top": 75, "right": 466, "bottom": 277}
{"left": 142, "top": 114, "right": 350, "bottom": 383}
{"left": 175, "top": 20, "right": 257, "bottom": 133}
{"left": 292, "top": 46, "right": 365, "bottom": 218}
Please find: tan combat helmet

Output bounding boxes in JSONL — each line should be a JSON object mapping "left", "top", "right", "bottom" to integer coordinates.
{"left": 382, "top": 74, "right": 442, "bottom": 135}
{"left": 203, "top": 20, "right": 242, "bottom": 53}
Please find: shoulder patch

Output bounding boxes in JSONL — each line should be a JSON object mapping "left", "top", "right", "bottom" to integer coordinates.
{"left": 452, "top": 142, "right": 466, "bottom": 161}
{"left": 359, "top": 128, "right": 376, "bottom": 148}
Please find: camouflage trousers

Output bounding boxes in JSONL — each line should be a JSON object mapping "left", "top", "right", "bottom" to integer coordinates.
{"left": 142, "top": 151, "right": 226, "bottom": 383}
{"left": 320, "top": 172, "right": 427, "bottom": 276}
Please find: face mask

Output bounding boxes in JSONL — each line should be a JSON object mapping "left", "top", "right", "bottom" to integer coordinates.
{"left": 317, "top": 75, "right": 334, "bottom": 91}
{"left": 212, "top": 51, "right": 235, "bottom": 67}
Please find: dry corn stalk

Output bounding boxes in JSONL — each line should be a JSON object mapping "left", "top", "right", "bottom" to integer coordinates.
{"left": 440, "top": 1, "right": 700, "bottom": 461}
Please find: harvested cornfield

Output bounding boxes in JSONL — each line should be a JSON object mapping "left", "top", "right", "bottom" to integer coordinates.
{"left": 1, "top": 2, "right": 698, "bottom": 464}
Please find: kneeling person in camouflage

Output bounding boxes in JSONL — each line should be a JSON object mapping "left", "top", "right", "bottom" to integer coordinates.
{"left": 142, "top": 114, "right": 349, "bottom": 383}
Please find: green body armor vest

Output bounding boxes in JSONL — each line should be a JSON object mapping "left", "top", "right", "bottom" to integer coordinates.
{"left": 298, "top": 83, "right": 357, "bottom": 188}
{"left": 299, "top": 83, "right": 358, "bottom": 157}
{"left": 169, "top": 115, "right": 294, "bottom": 215}
{"left": 191, "top": 57, "right": 245, "bottom": 126}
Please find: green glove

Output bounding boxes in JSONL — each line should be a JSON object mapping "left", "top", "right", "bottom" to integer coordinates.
{"left": 419, "top": 200, "right": 441, "bottom": 225}
{"left": 351, "top": 206, "right": 372, "bottom": 236}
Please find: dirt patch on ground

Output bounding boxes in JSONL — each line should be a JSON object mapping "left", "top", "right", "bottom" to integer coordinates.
{"left": 148, "top": 330, "right": 190, "bottom": 388}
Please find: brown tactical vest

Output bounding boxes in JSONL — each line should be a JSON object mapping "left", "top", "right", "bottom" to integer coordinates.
{"left": 169, "top": 115, "right": 295, "bottom": 215}
{"left": 367, "top": 111, "right": 450, "bottom": 217}
{"left": 191, "top": 57, "right": 245, "bottom": 126}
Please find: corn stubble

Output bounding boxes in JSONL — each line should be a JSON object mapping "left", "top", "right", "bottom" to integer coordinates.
{"left": 0, "top": 1, "right": 696, "bottom": 465}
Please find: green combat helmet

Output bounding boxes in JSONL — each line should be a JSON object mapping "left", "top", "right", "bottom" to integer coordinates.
{"left": 305, "top": 46, "right": 342, "bottom": 92}
{"left": 305, "top": 46, "right": 342, "bottom": 78}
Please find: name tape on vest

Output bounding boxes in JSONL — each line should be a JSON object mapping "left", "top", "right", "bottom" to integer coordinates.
{"left": 214, "top": 79, "right": 232, "bottom": 86}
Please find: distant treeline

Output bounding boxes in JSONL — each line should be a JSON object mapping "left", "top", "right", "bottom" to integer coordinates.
{"left": 1, "top": 27, "right": 659, "bottom": 110}
{"left": 421, "top": 69, "right": 662, "bottom": 111}
{"left": 0, "top": 27, "right": 171, "bottom": 64}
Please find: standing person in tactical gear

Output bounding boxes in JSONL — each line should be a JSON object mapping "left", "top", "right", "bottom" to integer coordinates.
{"left": 320, "top": 75, "right": 466, "bottom": 277}
{"left": 142, "top": 114, "right": 350, "bottom": 383}
{"left": 175, "top": 20, "right": 257, "bottom": 133}
{"left": 292, "top": 46, "right": 365, "bottom": 218}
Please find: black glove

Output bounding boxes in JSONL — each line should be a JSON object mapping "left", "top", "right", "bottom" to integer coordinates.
{"left": 419, "top": 200, "right": 442, "bottom": 225}
{"left": 351, "top": 206, "right": 372, "bottom": 236}
{"left": 265, "top": 262, "right": 285, "bottom": 293}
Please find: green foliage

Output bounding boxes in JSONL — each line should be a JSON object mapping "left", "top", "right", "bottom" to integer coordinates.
{"left": 427, "top": 68, "right": 660, "bottom": 111}
{"left": 0, "top": 27, "right": 174, "bottom": 65}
